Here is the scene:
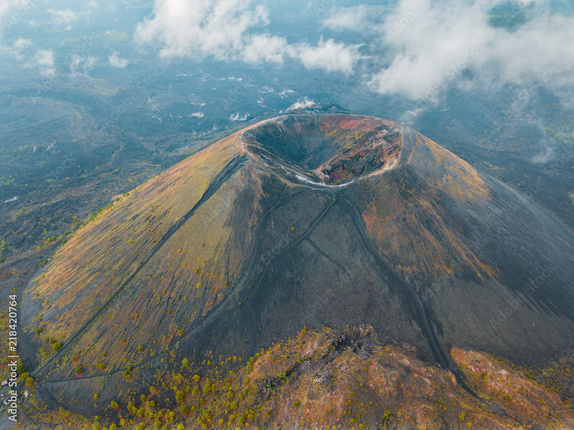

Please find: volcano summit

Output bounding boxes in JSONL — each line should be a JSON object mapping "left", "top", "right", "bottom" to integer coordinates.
{"left": 21, "top": 114, "right": 574, "bottom": 428}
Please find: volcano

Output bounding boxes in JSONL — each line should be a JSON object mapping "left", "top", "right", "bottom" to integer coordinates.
{"left": 21, "top": 114, "right": 574, "bottom": 426}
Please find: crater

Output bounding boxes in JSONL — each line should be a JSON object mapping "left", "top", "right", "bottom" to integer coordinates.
{"left": 242, "top": 114, "right": 402, "bottom": 186}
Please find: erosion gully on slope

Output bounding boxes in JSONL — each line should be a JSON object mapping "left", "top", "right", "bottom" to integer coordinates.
{"left": 31, "top": 154, "right": 249, "bottom": 380}
{"left": 338, "top": 194, "right": 517, "bottom": 422}
{"left": 31, "top": 159, "right": 289, "bottom": 389}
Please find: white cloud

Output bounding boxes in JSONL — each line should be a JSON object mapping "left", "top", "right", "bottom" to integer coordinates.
{"left": 243, "top": 34, "right": 288, "bottom": 64}
{"left": 489, "top": 14, "right": 574, "bottom": 89}
{"left": 69, "top": 54, "right": 82, "bottom": 73}
{"left": 135, "top": 0, "right": 268, "bottom": 60}
{"left": 32, "top": 49, "right": 56, "bottom": 77}
{"left": 70, "top": 54, "right": 98, "bottom": 75}
{"left": 1, "top": 37, "right": 32, "bottom": 59}
{"left": 286, "top": 97, "right": 316, "bottom": 112}
{"left": 322, "top": 6, "right": 369, "bottom": 32}
{"left": 136, "top": 0, "right": 360, "bottom": 74}
{"left": 229, "top": 112, "right": 249, "bottom": 121}
{"left": 296, "top": 38, "right": 360, "bottom": 75}
{"left": 12, "top": 37, "right": 31, "bottom": 50}
{"left": 368, "top": 0, "right": 574, "bottom": 100}
{"left": 48, "top": 8, "right": 78, "bottom": 29}
{"left": 109, "top": 51, "right": 129, "bottom": 68}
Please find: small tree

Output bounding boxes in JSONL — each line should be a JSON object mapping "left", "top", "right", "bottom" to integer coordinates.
{"left": 75, "top": 365, "right": 84, "bottom": 374}
{"left": 110, "top": 400, "right": 119, "bottom": 409}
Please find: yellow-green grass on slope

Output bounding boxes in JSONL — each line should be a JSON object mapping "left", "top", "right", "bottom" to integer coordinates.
{"left": 25, "top": 132, "right": 254, "bottom": 372}
{"left": 21, "top": 326, "right": 574, "bottom": 430}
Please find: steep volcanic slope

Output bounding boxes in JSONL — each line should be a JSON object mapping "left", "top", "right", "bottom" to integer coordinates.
{"left": 21, "top": 114, "right": 574, "bottom": 415}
